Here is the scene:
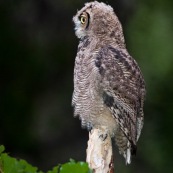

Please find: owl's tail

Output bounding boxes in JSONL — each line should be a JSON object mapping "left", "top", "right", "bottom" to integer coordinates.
{"left": 124, "top": 140, "right": 137, "bottom": 164}
{"left": 114, "top": 129, "right": 133, "bottom": 164}
{"left": 125, "top": 141, "right": 131, "bottom": 164}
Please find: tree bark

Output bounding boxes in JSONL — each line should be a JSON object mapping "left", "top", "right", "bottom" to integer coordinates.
{"left": 86, "top": 127, "right": 114, "bottom": 173}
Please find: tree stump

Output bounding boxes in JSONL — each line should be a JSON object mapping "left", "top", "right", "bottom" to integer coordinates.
{"left": 86, "top": 127, "right": 114, "bottom": 173}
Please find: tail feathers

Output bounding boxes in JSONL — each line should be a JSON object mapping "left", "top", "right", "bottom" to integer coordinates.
{"left": 125, "top": 147, "right": 131, "bottom": 164}
{"left": 123, "top": 141, "right": 131, "bottom": 164}
{"left": 114, "top": 129, "right": 136, "bottom": 164}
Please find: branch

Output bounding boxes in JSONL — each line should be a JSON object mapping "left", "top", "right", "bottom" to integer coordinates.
{"left": 86, "top": 127, "right": 114, "bottom": 173}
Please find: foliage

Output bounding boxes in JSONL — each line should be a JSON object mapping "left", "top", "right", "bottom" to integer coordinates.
{"left": 0, "top": 146, "right": 91, "bottom": 173}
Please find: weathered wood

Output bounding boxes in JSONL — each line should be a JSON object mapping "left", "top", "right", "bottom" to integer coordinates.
{"left": 86, "top": 127, "right": 114, "bottom": 173}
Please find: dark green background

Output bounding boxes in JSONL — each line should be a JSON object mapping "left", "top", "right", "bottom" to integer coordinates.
{"left": 1, "top": 0, "right": 173, "bottom": 172}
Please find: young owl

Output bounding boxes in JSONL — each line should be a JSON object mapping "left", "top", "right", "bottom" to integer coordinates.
{"left": 72, "top": 1, "right": 146, "bottom": 164}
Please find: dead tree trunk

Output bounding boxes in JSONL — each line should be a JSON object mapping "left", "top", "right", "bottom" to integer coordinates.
{"left": 86, "top": 127, "right": 114, "bottom": 173}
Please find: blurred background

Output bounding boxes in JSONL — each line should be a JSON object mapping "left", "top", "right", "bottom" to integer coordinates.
{"left": 1, "top": 0, "right": 173, "bottom": 172}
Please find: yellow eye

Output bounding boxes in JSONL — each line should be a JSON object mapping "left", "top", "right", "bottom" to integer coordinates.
{"left": 80, "top": 15, "right": 86, "bottom": 24}
{"left": 79, "top": 12, "right": 90, "bottom": 28}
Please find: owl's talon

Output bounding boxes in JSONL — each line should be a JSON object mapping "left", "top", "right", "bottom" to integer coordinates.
{"left": 99, "top": 133, "right": 108, "bottom": 141}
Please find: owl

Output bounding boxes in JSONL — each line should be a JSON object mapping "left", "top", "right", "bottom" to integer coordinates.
{"left": 72, "top": 1, "right": 145, "bottom": 164}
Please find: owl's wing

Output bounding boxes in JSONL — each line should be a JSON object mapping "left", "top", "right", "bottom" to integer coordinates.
{"left": 95, "top": 45, "right": 145, "bottom": 150}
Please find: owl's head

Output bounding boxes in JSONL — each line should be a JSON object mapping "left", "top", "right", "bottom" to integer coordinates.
{"left": 73, "top": 1, "right": 125, "bottom": 46}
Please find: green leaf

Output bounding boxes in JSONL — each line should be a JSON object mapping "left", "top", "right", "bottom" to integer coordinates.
{"left": 0, "top": 153, "right": 42, "bottom": 173}
{"left": 60, "top": 160, "right": 91, "bottom": 173}
{"left": 0, "top": 145, "right": 5, "bottom": 154}
{"left": 47, "top": 165, "right": 59, "bottom": 173}
{"left": 0, "top": 146, "right": 91, "bottom": 173}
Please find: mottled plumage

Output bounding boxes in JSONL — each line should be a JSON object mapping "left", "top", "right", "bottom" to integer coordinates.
{"left": 72, "top": 1, "right": 145, "bottom": 164}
